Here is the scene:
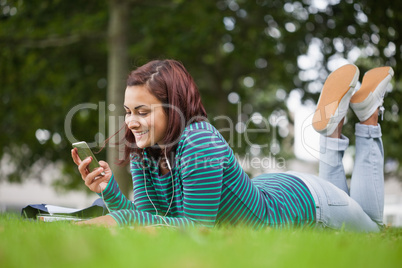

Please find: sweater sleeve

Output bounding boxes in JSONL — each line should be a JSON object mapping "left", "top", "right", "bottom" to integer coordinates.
{"left": 105, "top": 129, "right": 229, "bottom": 228}
{"left": 97, "top": 174, "right": 135, "bottom": 211}
{"left": 99, "top": 158, "right": 160, "bottom": 221}
{"left": 98, "top": 157, "right": 157, "bottom": 212}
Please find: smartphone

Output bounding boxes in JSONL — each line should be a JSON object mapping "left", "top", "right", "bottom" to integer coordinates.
{"left": 72, "top": 141, "right": 105, "bottom": 176}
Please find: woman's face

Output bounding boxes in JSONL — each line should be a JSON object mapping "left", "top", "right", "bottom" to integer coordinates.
{"left": 124, "top": 85, "right": 168, "bottom": 149}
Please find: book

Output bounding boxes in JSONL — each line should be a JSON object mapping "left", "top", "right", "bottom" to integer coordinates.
{"left": 21, "top": 199, "right": 107, "bottom": 221}
{"left": 36, "top": 214, "right": 86, "bottom": 222}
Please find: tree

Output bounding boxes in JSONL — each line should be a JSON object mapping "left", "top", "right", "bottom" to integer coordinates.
{"left": 106, "top": 0, "right": 131, "bottom": 197}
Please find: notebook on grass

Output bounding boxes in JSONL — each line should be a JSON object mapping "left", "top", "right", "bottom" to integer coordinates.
{"left": 21, "top": 199, "right": 107, "bottom": 222}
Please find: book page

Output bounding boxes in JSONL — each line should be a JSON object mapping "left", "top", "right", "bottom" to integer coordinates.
{"left": 45, "top": 205, "right": 81, "bottom": 215}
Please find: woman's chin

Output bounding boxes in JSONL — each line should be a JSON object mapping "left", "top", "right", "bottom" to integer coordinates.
{"left": 135, "top": 137, "right": 160, "bottom": 149}
{"left": 135, "top": 140, "right": 148, "bottom": 149}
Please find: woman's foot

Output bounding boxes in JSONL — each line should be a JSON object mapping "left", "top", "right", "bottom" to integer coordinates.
{"left": 350, "top": 67, "right": 393, "bottom": 122}
{"left": 312, "top": 64, "right": 359, "bottom": 136}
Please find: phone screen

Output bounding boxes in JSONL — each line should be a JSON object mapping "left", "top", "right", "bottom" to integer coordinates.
{"left": 72, "top": 141, "right": 103, "bottom": 174}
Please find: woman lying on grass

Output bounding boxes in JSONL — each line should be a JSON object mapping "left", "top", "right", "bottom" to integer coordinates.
{"left": 71, "top": 60, "right": 393, "bottom": 231}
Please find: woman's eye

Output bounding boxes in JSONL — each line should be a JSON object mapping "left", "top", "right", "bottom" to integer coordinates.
{"left": 124, "top": 109, "right": 148, "bottom": 116}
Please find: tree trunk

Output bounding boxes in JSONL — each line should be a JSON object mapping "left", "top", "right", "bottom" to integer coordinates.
{"left": 107, "top": 0, "right": 131, "bottom": 198}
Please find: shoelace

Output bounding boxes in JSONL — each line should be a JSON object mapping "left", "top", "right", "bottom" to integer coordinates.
{"left": 379, "top": 106, "right": 385, "bottom": 121}
{"left": 378, "top": 91, "right": 387, "bottom": 121}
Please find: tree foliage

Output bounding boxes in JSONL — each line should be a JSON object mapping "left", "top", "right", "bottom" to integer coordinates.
{"left": 0, "top": 0, "right": 401, "bottom": 190}
{"left": 0, "top": 1, "right": 108, "bottom": 186}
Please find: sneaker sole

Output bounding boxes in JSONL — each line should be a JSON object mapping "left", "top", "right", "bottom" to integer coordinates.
{"left": 350, "top": 67, "right": 394, "bottom": 122}
{"left": 312, "top": 64, "right": 359, "bottom": 136}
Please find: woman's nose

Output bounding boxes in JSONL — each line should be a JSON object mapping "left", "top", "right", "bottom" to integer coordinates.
{"left": 126, "top": 116, "right": 140, "bottom": 129}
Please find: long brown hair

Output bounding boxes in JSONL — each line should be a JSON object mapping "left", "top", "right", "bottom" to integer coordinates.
{"left": 117, "top": 59, "right": 207, "bottom": 164}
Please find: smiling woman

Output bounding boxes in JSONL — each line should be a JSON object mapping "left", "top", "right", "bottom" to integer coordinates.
{"left": 123, "top": 85, "right": 168, "bottom": 149}
{"left": 120, "top": 60, "right": 207, "bottom": 164}
{"left": 71, "top": 60, "right": 392, "bottom": 232}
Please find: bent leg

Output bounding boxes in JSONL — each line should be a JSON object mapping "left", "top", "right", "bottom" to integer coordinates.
{"left": 319, "top": 135, "right": 350, "bottom": 194}
{"left": 350, "top": 123, "right": 384, "bottom": 224}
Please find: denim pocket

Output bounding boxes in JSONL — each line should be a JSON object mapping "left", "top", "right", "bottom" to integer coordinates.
{"left": 321, "top": 181, "right": 349, "bottom": 206}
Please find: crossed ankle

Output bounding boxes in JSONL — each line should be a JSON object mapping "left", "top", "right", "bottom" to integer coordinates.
{"left": 360, "top": 108, "right": 379, "bottom": 126}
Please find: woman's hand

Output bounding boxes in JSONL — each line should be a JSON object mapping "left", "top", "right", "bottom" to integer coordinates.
{"left": 75, "top": 215, "right": 118, "bottom": 227}
{"left": 71, "top": 148, "right": 112, "bottom": 193}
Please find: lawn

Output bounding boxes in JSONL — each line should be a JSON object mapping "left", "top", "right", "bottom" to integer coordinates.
{"left": 1, "top": 213, "right": 401, "bottom": 268}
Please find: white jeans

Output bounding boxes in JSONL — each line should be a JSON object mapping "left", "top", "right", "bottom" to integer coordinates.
{"left": 289, "top": 123, "right": 384, "bottom": 232}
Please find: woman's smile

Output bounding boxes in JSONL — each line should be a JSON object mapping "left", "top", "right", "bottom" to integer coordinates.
{"left": 133, "top": 130, "right": 149, "bottom": 139}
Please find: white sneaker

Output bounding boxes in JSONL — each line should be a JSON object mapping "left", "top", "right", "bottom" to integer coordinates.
{"left": 312, "top": 64, "right": 359, "bottom": 136}
{"left": 350, "top": 67, "right": 394, "bottom": 122}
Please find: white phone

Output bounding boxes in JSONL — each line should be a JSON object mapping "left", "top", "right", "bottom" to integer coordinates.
{"left": 72, "top": 141, "right": 105, "bottom": 176}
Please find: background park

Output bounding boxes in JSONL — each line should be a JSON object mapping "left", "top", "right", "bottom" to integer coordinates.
{"left": 1, "top": 0, "right": 402, "bottom": 267}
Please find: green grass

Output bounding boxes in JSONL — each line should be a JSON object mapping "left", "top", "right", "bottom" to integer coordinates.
{"left": 1, "top": 213, "right": 401, "bottom": 268}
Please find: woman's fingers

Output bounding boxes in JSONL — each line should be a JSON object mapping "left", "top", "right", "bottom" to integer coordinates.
{"left": 83, "top": 166, "right": 108, "bottom": 193}
{"left": 75, "top": 215, "right": 117, "bottom": 226}
{"left": 71, "top": 148, "right": 111, "bottom": 193}
{"left": 98, "top": 161, "right": 112, "bottom": 175}
{"left": 84, "top": 166, "right": 104, "bottom": 185}
{"left": 72, "top": 148, "right": 93, "bottom": 178}
{"left": 71, "top": 148, "right": 82, "bottom": 166}
{"left": 78, "top": 156, "right": 92, "bottom": 179}
{"left": 91, "top": 176, "right": 109, "bottom": 193}
{"left": 98, "top": 160, "right": 109, "bottom": 169}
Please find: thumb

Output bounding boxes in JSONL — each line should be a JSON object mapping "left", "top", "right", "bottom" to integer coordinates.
{"left": 99, "top": 161, "right": 110, "bottom": 170}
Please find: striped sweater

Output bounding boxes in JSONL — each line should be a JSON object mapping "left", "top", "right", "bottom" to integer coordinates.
{"left": 100, "top": 121, "right": 316, "bottom": 228}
